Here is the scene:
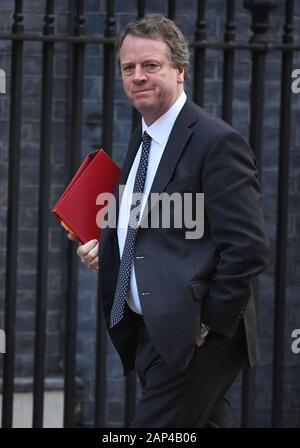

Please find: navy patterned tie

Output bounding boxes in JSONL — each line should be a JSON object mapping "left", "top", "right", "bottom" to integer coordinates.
{"left": 110, "top": 131, "right": 152, "bottom": 328}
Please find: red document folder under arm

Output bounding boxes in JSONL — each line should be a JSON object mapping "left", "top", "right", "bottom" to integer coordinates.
{"left": 52, "top": 149, "right": 121, "bottom": 244}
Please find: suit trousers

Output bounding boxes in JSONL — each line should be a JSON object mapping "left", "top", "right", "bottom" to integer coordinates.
{"left": 129, "top": 313, "right": 247, "bottom": 428}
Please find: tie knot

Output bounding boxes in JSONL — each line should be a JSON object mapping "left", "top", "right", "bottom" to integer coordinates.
{"left": 143, "top": 131, "right": 151, "bottom": 144}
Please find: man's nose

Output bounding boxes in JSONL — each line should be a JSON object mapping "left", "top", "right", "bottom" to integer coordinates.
{"left": 132, "top": 66, "right": 147, "bottom": 83}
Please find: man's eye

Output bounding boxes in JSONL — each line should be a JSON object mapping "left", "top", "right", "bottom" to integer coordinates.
{"left": 145, "top": 63, "right": 160, "bottom": 72}
{"left": 123, "top": 66, "right": 135, "bottom": 75}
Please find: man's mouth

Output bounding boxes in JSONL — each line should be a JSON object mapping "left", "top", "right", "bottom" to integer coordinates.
{"left": 133, "top": 89, "right": 151, "bottom": 94}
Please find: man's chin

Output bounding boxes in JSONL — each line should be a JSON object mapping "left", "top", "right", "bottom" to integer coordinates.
{"left": 132, "top": 100, "right": 153, "bottom": 115}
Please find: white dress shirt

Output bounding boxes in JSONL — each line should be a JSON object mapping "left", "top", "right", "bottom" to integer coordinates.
{"left": 117, "top": 91, "right": 187, "bottom": 314}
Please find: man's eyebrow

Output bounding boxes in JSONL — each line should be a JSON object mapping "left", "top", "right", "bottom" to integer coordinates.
{"left": 121, "top": 59, "right": 161, "bottom": 66}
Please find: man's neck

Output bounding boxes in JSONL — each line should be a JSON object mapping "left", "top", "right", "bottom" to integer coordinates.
{"left": 143, "top": 87, "right": 184, "bottom": 126}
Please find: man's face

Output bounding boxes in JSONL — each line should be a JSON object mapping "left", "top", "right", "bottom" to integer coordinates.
{"left": 119, "top": 35, "right": 185, "bottom": 126}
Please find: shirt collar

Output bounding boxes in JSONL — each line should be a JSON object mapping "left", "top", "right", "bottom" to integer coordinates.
{"left": 142, "top": 90, "right": 187, "bottom": 146}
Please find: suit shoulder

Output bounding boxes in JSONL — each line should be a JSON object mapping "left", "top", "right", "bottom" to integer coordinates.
{"left": 183, "top": 100, "right": 255, "bottom": 166}
{"left": 186, "top": 100, "right": 246, "bottom": 143}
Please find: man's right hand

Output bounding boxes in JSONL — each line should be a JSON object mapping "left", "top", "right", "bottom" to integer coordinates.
{"left": 68, "top": 233, "right": 99, "bottom": 271}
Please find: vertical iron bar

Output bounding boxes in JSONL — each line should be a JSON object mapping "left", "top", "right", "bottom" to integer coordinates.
{"left": 32, "top": 0, "right": 55, "bottom": 428}
{"left": 131, "top": 0, "right": 146, "bottom": 131}
{"left": 244, "top": 0, "right": 277, "bottom": 167}
{"left": 131, "top": 108, "right": 141, "bottom": 132}
{"left": 193, "top": 0, "right": 206, "bottom": 107}
{"left": 2, "top": 0, "right": 24, "bottom": 428}
{"left": 101, "top": 0, "right": 115, "bottom": 157}
{"left": 95, "top": 0, "right": 116, "bottom": 428}
{"left": 167, "top": 0, "right": 176, "bottom": 19}
{"left": 242, "top": 0, "right": 277, "bottom": 428}
{"left": 64, "top": 0, "right": 85, "bottom": 428}
{"left": 137, "top": 0, "right": 146, "bottom": 18}
{"left": 272, "top": 0, "right": 294, "bottom": 428}
{"left": 222, "top": 0, "right": 235, "bottom": 124}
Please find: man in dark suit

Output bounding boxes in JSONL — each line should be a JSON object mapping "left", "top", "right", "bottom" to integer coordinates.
{"left": 70, "top": 14, "right": 269, "bottom": 427}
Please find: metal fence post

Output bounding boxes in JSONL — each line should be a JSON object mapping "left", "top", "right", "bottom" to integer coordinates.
{"left": 32, "top": 0, "right": 55, "bottom": 428}
{"left": 64, "top": 0, "right": 86, "bottom": 428}
{"left": 242, "top": 0, "right": 278, "bottom": 428}
{"left": 2, "top": 0, "right": 24, "bottom": 428}
{"left": 272, "top": 0, "right": 294, "bottom": 428}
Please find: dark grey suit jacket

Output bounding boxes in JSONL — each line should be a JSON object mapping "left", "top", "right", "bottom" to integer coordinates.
{"left": 98, "top": 98, "right": 270, "bottom": 376}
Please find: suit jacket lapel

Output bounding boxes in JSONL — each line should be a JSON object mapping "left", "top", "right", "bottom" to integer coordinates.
{"left": 139, "top": 99, "right": 197, "bottom": 227}
{"left": 115, "top": 124, "right": 142, "bottom": 220}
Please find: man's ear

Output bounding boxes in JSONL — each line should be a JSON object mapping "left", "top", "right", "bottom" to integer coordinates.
{"left": 177, "top": 65, "right": 185, "bottom": 83}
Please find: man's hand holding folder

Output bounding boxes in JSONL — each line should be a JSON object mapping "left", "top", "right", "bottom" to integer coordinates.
{"left": 67, "top": 234, "right": 99, "bottom": 271}
{"left": 52, "top": 148, "right": 121, "bottom": 272}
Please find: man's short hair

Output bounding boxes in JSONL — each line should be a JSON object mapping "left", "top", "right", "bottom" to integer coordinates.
{"left": 116, "top": 14, "right": 190, "bottom": 79}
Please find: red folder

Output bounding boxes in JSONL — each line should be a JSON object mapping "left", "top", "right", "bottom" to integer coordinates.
{"left": 52, "top": 149, "right": 121, "bottom": 244}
